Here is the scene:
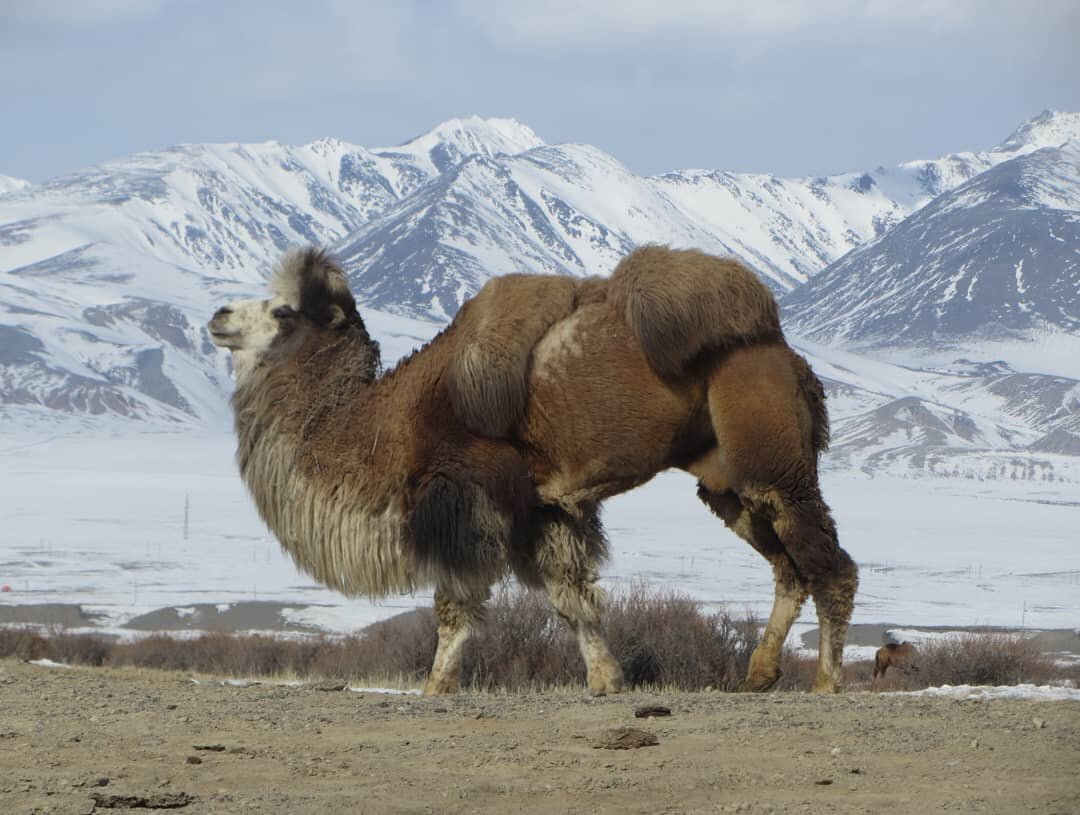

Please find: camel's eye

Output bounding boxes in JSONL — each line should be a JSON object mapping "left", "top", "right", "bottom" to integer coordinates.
{"left": 272, "top": 304, "right": 298, "bottom": 320}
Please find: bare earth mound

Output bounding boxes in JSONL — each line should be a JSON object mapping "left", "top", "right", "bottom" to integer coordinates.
{"left": 2, "top": 660, "right": 1078, "bottom": 814}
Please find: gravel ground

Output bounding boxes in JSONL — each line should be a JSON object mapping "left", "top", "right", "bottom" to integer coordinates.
{"left": 1, "top": 658, "right": 1078, "bottom": 814}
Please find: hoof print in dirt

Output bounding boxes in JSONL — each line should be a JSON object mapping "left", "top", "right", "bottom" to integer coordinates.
{"left": 90, "top": 791, "right": 194, "bottom": 809}
{"left": 192, "top": 744, "right": 226, "bottom": 752}
{"left": 593, "top": 727, "right": 659, "bottom": 750}
{"left": 634, "top": 705, "right": 672, "bottom": 719}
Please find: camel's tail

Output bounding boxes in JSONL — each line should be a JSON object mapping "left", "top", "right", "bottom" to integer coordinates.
{"left": 790, "top": 349, "right": 830, "bottom": 457}
{"left": 609, "top": 245, "right": 783, "bottom": 379}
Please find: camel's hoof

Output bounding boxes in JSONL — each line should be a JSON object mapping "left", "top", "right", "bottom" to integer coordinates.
{"left": 587, "top": 667, "right": 625, "bottom": 696}
{"left": 422, "top": 677, "right": 460, "bottom": 696}
{"left": 737, "top": 674, "right": 780, "bottom": 693}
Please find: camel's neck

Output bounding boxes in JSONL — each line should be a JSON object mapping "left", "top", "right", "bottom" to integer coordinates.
{"left": 226, "top": 328, "right": 414, "bottom": 597}
{"left": 231, "top": 326, "right": 380, "bottom": 470}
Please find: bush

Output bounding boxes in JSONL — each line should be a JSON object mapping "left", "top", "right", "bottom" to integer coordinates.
{"left": 913, "top": 633, "right": 1059, "bottom": 688}
{"left": 13, "top": 593, "right": 1072, "bottom": 693}
{"left": 848, "top": 632, "right": 1066, "bottom": 692}
{"left": 0, "top": 585, "right": 760, "bottom": 691}
{"left": 603, "top": 586, "right": 759, "bottom": 691}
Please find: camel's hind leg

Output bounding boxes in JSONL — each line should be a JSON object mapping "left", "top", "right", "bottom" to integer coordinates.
{"left": 698, "top": 488, "right": 808, "bottom": 691}
{"left": 698, "top": 343, "right": 858, "bottom": 693}
{"left": 766, "top": 485, "right": 857, "bottom": 693}
{"left": 424, "top": 583, "right": 489, "bottom": 695}
{"left": 533, "top": 506, "right": 624, "bottom": 695}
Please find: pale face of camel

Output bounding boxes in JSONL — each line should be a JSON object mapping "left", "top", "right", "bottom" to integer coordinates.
{"left": 208, "top": 295, "right": 293, "bottom": 381}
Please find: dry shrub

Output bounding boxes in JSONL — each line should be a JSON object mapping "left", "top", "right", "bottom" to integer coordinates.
{"left": 0, "top": 627, "right": 49, "bottom": 660}
{"left": 47, "top": 631, "right": 111, "bottom": 666}
{"left": 457, "top": 584, "right": 760, "bottom": 691}
{"left": 313, "top": 609, "right": 437, "bottom": 683}
{"left": 774, "top": 651, "right": 819, "bottom": 690}
{"left": 846, "top": 632, "right": 1065, "bottom": 692}
{"left": 913, "top": 633, "right": 1059, "bottom": 688}
{"left": 110, "top": 633, "right": 314, "bottom": 676}
{"left": 602, "top": 586, "right": 759, "bottom": 691}
{"left": 463, "top": 588, "right": 581, "bottom": 690}
{"left": 0, "top": 586, "right": 759, "bottom": 691}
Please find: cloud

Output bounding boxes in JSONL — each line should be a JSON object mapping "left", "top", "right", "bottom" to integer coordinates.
{"left": 452, "top": 0, "right": 1076, "bottom": 56}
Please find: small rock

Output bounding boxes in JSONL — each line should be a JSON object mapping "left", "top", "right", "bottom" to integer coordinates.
{"left": 592, "top": 727, "right": 659, "bottom": 750}
{"left": 192, "top": 744, "right": 226, "bottom": 752}
{"left": 1033, "top": 717, "right": 1046, "bottom": 729}
{"left": 91, "top": 791, "right": 194, "bottom": 809}
{"left": 634, "top": 705, "right": 672, "bottom": 719}
{"left": 970, "top": 738, "right": 979, "bottom": 749}
{"left": 433, "top": 707, "right": 448, "bottom": 714}
{"left": 185, "top": 756, "right": 202, "bottom": 765}
{"left": 166, "top": 704, "right": 178, "bottom": 711}
{"left": 830, "top": 746, "right": 842, "bottom": 756}
{"left": 814, "top": 779, "right": 834, "bottom": 786}
{"left": 93, "top": 776, "right": 110, "bottom": 787}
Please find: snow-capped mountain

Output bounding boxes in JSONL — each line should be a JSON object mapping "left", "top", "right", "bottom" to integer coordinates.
{"left": 338, "top": 111, "right": 1080, "bottom": 322}
{"left": 0, "top": 175, "right": 30, "bottom": 196}
{"left": 1, "top": 111, "right": 1078, "bottom": 484}
{"left": 783, "top": 143, "right": 1080, "bottom": 347}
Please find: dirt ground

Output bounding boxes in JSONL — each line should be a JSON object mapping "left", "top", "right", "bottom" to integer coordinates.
{"left": 1, "top": 659, "right": 1077, "bottom": 815}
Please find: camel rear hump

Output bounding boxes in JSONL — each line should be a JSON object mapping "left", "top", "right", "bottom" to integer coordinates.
{"left": 610, "top": 245, "right": 782, "bottom": 378}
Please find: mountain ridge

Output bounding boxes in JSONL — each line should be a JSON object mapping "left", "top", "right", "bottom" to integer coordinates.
{"left": 1, "top": 111, "right": 1078, "bottom": 484}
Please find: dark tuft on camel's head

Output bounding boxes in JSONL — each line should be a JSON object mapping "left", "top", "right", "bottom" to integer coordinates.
{"left": 272, "top": 247, "right": 360, "bottom": 330}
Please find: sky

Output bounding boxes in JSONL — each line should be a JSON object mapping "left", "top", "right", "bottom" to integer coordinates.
{"left": 2, "top": 0, "right": 1079, "bottom": 183}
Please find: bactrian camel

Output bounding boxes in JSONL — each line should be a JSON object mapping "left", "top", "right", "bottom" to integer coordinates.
{"left": 208, "top": 245, "right": 857, "bottom": 694}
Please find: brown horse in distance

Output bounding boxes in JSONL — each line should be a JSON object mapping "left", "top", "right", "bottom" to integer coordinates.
{"left": 872, "top": 642, "right": 918, "bottom": 688}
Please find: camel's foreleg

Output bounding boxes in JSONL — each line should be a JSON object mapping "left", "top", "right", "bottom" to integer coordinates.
{"left": 535, "top": 506, "right": 624, "bottom": 695}
{"left": 424, "top": 584, "right": 489, "bottom": 695}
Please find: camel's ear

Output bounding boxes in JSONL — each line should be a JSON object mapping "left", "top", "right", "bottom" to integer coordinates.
{"left": 327, "top": 303, "right": 348, "bottom": 329}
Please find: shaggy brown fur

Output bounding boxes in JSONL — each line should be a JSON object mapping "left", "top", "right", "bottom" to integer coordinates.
{"left": 222, "top": 249, "right": 537, "bottom": 598}
{"left": 210, "top": 244, "right": 857, "bottom": 696}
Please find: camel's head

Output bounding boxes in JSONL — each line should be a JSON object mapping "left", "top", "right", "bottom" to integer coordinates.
{"left": 208, "top": 247, "right": 361, "bottom": 380}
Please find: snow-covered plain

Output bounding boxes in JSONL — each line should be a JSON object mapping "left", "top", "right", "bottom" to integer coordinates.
{"left": 2, "top": 421, "right": 1077, "bottom": 641}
